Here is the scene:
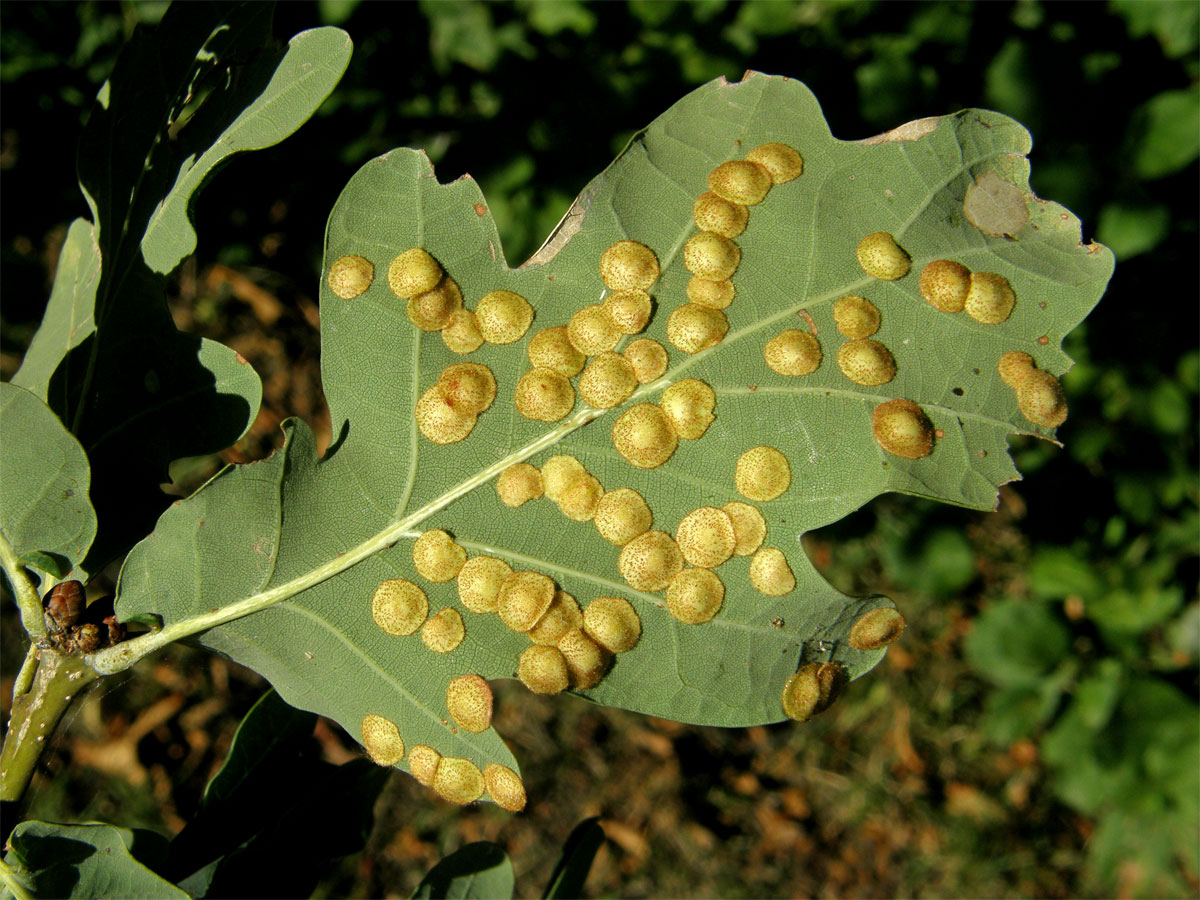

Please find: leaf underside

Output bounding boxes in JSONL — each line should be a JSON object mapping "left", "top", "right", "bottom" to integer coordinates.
{"left": 115, "top": 74, "right": 1114, "bottom": 791}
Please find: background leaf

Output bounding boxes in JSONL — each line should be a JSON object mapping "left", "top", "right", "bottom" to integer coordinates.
{"left": 412, "top": 842, "right": 514, "bottom": 900}
{"left": 542, "top": 817, "right": 604, "bottom": 900}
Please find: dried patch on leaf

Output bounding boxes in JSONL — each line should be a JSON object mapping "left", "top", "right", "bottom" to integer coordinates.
{"left": 964, "top": 172, "right": 1030, "bottom": 237}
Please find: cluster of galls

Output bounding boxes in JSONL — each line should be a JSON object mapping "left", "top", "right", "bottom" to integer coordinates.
{"left": 41, "top": 581, "right": 126, "bottom": 654}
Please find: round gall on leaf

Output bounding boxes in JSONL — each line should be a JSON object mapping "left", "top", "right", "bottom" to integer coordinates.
{"left": 836, "top": 339, "right": 896, "bottom": 386}
{"left": 749, "top": 547, "right": 795, "bottom": 596}
{"left": 675, "top": 507, "right": 737, "bottom": 569}
{"left": 781, "top": 663, "right": 821, "bottom": 722}
{"left": 582, "top": 596, "right": 642, "bottom": 654}
{"left": 433, "top": 757, "right": 485, "bottom": 805}
{"left": 745, "top": 142, "right": 804, "bottom": 184}
{"left": 529, "top": 326, "right": 586, "bottom": 377}
{"left": 618, "top": 531, "right": 684, "bottom": 591}
{"left": 919, "top": 260, "right": 971, "bottom": 313}
{"left": 833, "top": 295, "right": 881, "bottom": 339}
{"left": 416, "top": 385, "right": 476, "bottom": 444}
{"left": 964, "top": 271, "right": 1016, "bottom": 324}
{"left": 476, "top": 290, "right": 534, "bottom": 344}
{"left": 666, "top": 568, "right": 724, "bottom": 624}
{"left": 372, "top": 579, "right": 428, "bottom": 636}
{"left": 872, "top": 399, "right": 934, "bottom": 460}
{"left": 387, "top": 248, "right": 443, "bottom": 299}
{"left": 567, "top": 305, "right": 621, "bottom": 356}
{"left": 708, "top": 159, "right": 772, "bottom": 205}
{"left": 693, "top": 192, "right": 749, "bottom": 238}
{"left": 612, "top": 403, "right": 679, "bottom": 469}
{"left": 442, "top": 308, "right": 484, "bottom": 354}
{"left": 483, "top": 764, "right": 527, "bottom": 813}
{"left": 558, "top": 628, "right": 610, "bottom": 689}
{"left": 723, "top": 502, "right": 766, "bottom": 556}
{"left": 660, "top": 379, "right": 716, "bottom": 440}
{"left": 556, "top": 474, "right": 604, "bottom": 522}
{"left": 457, "top": 555, "right": 513, "bottom": 613}
{"left": 601, "top": 289, "right": 653, "bottom": 335}
{"left": 412, "top": 530, "right": 467, "bottom": 583}
{"left": 408, "top": 745, "right": 441, "bottom": 786}
{"left": 407, "top": 277, "right": 463, "bottom": 331}
{"left": 599, "top": 240, "right": 660, "bottom": 292}
{"left": 815, "top": 662, "right": 847, "bottom": 711}
{"left": 328, "top": 254, "right": 374, "bottom": 300}
{"left": 856, "top": 231, "right": 910, "bottom": 281}
{"left": 1017, "top": 369, "right": 1068, "bottom": 428}
{"left": 496, "top": 463, "right": 543, "bottom": 508}
{"left": 667, "top": 304, "right": 728, "bottom": 354}
{"left": 764, "top": 329, "right": 821, "bottom": 376}
{"left": 497, "top": 571, "right": 556, "bottom": 633}
{"left": 421, "top": 607, "right": 465, "bottom": 653}
{"left": 439, "top": 363, "right": 496, "bottom": 415}
{"left": 579, "top": 352, "right": 638, "bottom": 409}
{"left": 515, "top": 367, "right": 575, "bottom": 422}
{"left": 541, "top": 455, "right": 587, "bottom": 502}
{"left": 446, "top": 674, "right": 493, "bottom": 733}
{"left": 998, "top": 351, "right": 1035, "bottom": 388}
{"left": 527, "top": 590, "right": 582, "bottom": 646}
{"left": 518, "top": 644, "right": 569, "bottom": 694}
{"left": 686, "top": 276, "right": 735, "bottom": 309}
{"left": 361, "top": 714, "right": 405, "bottom": 766}
{"left": 683, "top": 232, "right": 741, "bottom": 281}
{"left": 594, "top": 488, "right": 652, "bottom": 546}
{"left": 735, "top": 446, "right": 791, "bottom": 502}
{"left": 623, "top": 339, "right": 668, "bottom": 384}
{"left": 848, "top": 607, "right": 907, "bottom": 651}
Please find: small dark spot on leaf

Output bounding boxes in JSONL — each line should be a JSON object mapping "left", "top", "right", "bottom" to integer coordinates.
{"left": 474, "top": 204, "right": 486, "bottom": 216}
{"left": 952, "top": 387, "right": 964, "bottom": 396}
{"left": 972, "top": 368, "right": 980, "bottom": 375}
{"left": 934, "top": 429, "right": 945, "bottom": 439}
{"left": 63, "top": 489, "right": 73, "bottom": 498}
{"left": 772, "top": 617, "right": 784, "bottom": 628}
{"left": 236, "top": 353, "right": 248, "bottom": 364}
{"left": 979, "top": 450, "right": 987, "bottom": 458}
{"left": 1039, "top": 301, "right": 1047, "bottom": 309}
{"left": 748, "top": 385, "right": 757, "bottom": 391}
{"left": 1037, "top": 335, "right": 1049, "bottom": 345}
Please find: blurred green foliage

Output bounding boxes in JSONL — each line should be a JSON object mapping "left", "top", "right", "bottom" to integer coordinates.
{"left": 1, "top": 1, "right": 1195, "bottom": 897}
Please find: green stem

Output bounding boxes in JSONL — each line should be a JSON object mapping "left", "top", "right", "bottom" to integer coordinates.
{"left": 0, "top": 858, "right": 34, "bottom": 900}
{"left": 0, "top": 651, "right": 98, "bottom": 803}
{"left": 0, "top": 527, "right": 46, "bottom": 640}
{"left": 12, "top": 644, "right": 39, "bottom": 700}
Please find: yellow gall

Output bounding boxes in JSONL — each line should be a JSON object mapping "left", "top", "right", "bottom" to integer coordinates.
{"left": 735, "top": 446, "right": 791, "bottom": 502}
{"left": 998, "top": 351, "right": 1035, "bottom": 388}
{"left": 623, "top": 339, "right": 669, "bottom": 384}
{"left": 599, "top": 240, "right": 660, "bottom": 292}
{"left": 433, "top": 757, "right": 485, "bottom": 805}
{"left": 515, "top": 367, "right": 575, "bottom": 422}
{"left": 446, "top": 674, "right": 493, "bottom": 733}
{"left": 582, "top": 596, "right": 642, "bottom": 654}
{"left": 964, "top": 271, "right": 1016, "bottom": 324}
{"left": 328, "top": 254, "right": 374, "bottom": 300}
{"left": 660, "top": 378, "right": 716, "bottom": 440}
{"left": 708, "top": 159, "right": 772, "bottom": 206}
{"left": 745, "top": 142, "right": 804, "bottom": 184}
{"left": 408, "top": 744, "right": 441, "bottom": 786}
{"left": 848, "top": 607, "right": 907, "bottom": 651}
{"left": 667, "top": 303, "right": 728, "bottom": 354}
{"left": 496, "top": 463, "right": 543, "bottom": 508}
{"left": 781, "top": 663, "right": 821, "bottom": 722}
{"left": 528, "top": 326, "right": 585, "bottom": 377}
{"left": 832, "top": 295, "right": 881, "bottom": 339}
{"left": 686, "top": 276, "right": 735, "bottom": 309}
{"left": 693, "top": 192, "right": 749, "bottom": 238}
{"left": 361, "top": 713, "right": 405, "bottom": 766}
{"left": 518, "top": 644, "right": 569, "bottom": 694}
{"left": 723, "top": 501, "right": 766, "bottom": 556}
{"left": 601, "top": 289, "right": 652, "bottom": 335}
{"left": 675, "top": 507, "right": 737, "bottom": 569}
{"left": 593, "top": 488, "right": 653, "bottom": 546}
{"left": 567, "top": 305, "right": 621, "bottom": 356}
{"left": 556, "top": 474, "right": 604, "bottom": 522}
{"left": 815, "top": 662, "right": 847, "bottom": 711}
{"left": 612, "top": 403, "right": 679, "bottom": 469}
{"left": 439, "top": 363, "right": 496, "bottom": 416}
{"left": 476, "top": 290, "right": 534, "bottom": 344}
{"left": 618, "top": 531, "right": 683, "bottom": 591}
{"left": 421, "top": 607, "right": 465, "bottom": 653}
{"left": 557, "top": 628, "right": 610, "bottom": 689}
{"left": 764, "top": 329, "right": 821, "bottom": 376}
{"left": 497, "top": 571, "right": 556, "bottom": 633}
{"left": 442, "top": 308, "right": 484, "bottom": 354}
{"left": 666, "top": 568, "right": 725, "bottom": 625}
{"left": 919, "top": 260, "right": 971, "bottom": 312}
{"left": 749, "top": 547, "right": 795, "bottom": 596}
{"left": 683, "top": 232, "right": 741, "bottom": 281}
{"left": 579, "top": 352, "right": 638, "bottom": 409}
{"left": 407, "top": 277, "right": 463, "bottom": 331}
{"left": 412, "top": 530, "right": 467, "bottom": 583}
{"left": 371, "top": 579, "right": 428, "bottom": 636}
{"left": 836, "top": 339, "right": 896, "bottom": 386}
{"left": 483, "top": 764, "right": 527, "bottom": 813}
{"left": 415, "top": 385, "right": 476, "bottom": 445}
{"left": 527, "top": 590, "right": 582, "bottom": 646}
{"left": 541, "top": 455, "right": 588, "bottom": 502}
{"left": 387, "top": 248, "right": 443, "bottom": 299}
{"left": 1017, "top": 369, "right": 1068, "bottom": 428}
{"left": 856, "top": 232, "right": 910, "bottom": 281}
{"left": 457, "top": 555, "right": 513, "bottom": 614}
{"left": 872, "top": 399, "right": 934, "bottom": 459}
